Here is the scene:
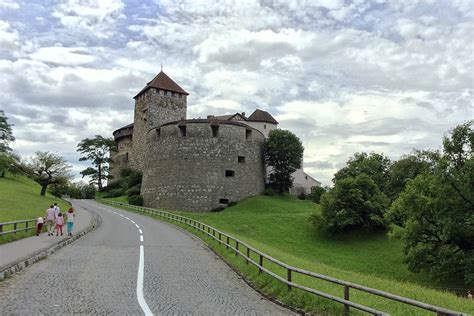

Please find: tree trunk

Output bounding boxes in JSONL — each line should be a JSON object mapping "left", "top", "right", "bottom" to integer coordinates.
{"left": 40, "top": 184, "right": 47, "bottom": 196}
{"left": 98, "top": 164, "right": 102, "bottom": 190}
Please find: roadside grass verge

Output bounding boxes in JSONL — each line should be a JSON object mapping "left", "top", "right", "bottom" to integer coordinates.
{"left": 0, "top": 174, "right": 70, "bottom": 244}
{"left": 98, "top": 198, "right": 473, "bottom": 315}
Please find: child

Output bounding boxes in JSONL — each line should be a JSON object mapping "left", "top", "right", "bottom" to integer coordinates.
{"left": 66, "top": 207, "right": 75, "bottom": 236}
{"left": 36, "top": 217, "right": 44, "bottom": 236}
{"left": 55, "top": 212, "right": 64, "bottom": 236}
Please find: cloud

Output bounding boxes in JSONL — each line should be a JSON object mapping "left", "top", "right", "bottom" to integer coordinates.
{"left": 0, "top": 0, "right": 19, "bottom": 10}
{"left": 30, "top": 46, "right": 96, "bottom": 65}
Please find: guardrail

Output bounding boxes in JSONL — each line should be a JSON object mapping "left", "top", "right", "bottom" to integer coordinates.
{"left": 0, "top": 219, "right": 37, "bottom": 236}
{"left": 98, "top": 199, "right": 469, "bottom": 316}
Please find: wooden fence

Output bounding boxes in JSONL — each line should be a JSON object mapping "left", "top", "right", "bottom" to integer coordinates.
{"left": 0, "top": 219, "right": 37, "bottom": 236}
{"left": 98, "top": 199, "right": 468, "bottom": 316}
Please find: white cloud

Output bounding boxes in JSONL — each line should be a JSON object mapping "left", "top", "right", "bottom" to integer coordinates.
{"left": 0, "top": 20, "right": 19, "bottom": 52}
{"left": 30, "top": 46, "right": 96, "bottom": 65}
{"left": 0, "top": 0, "right": 19, "bottom": 10}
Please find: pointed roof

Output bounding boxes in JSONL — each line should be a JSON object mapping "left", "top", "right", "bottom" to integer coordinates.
{"left": 247, "top": 109, "right": 278, "bottom": 124}
{"left": 134, "top": 71, "right": 189, "bottom": 99}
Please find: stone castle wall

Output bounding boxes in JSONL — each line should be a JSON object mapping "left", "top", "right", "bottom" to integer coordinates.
{"left": 110, "top": 136, "right": 133, "bottom": 181}
{"left": 141, "top": 121, "right": 265, "bottom": 211}
{"left": 132, "top": 88, "right": 187, "bottom": 172}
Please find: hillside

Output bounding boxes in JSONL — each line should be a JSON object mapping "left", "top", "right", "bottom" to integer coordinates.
{"left": 0, "top": 175, "right": 70, "bottom": 222}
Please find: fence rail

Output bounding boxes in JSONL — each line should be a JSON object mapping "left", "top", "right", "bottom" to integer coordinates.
{"left": 98, "top": 199, "right": 469, "bottom": 316}
{"left": 0, "top": 219, "right": 37, "bottom": 236}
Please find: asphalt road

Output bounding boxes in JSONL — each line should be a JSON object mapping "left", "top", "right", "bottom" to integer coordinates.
{"left": 0, "top": 200, "right": 293, "bottom": 315}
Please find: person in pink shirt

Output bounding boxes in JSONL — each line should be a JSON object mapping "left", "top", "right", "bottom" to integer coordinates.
{"left": 55, "top": 212, "right": 64, "bottom": 236}
{"left": 45, "top": 205, "right": 56, "bottom": 236}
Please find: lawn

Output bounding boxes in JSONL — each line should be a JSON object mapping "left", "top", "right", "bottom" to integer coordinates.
{"left": 0, "top": 174, "right": 70, "bottom": 243}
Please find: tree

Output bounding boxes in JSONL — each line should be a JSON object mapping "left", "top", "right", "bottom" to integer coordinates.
{"left": 0, "top": 111, "right": 18, "bottom": 177}
{"left": 77, "top": 135, "right": 116, "bottom": 191}
{"left": 264, "top": 129, "right": 304, "bottom": 193}
{"left": 388, "top": 121, "right": 473, "bottom": 285}
{"left": 334, "top": 152, "right": 391, "bottom": 194}
{"left": 308, "top": 186, "right": 327, "bottom": 204}
{"left": 23, "top": 151, "right": 72, "bottom": 196}
{"left": 312, "top": 174, "right": 388, "bottom": 234}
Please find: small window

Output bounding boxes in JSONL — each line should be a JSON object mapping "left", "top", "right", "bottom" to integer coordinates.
{"left": 238, "top": 156, "right": 245, "bottom": 163}
{"left": 264, "top": 124, "right": 266, "bottom": 129}
{"left": 167, "top": 91, "right": 172, "bottom": 96}
{"left": 305, "top": 176, "right": 308, "bottom": 180}
{"left": 179, "top": 125, "right": 186, "bottom": 137}
{"left": 219, "top": 198, "right": 229, "bottom": 204}
{"left": 125, "top": 152, "right": 129, "bottom": 162}
{"left": 245, "top": 129, "right": 252, "bottom": 140}
{"left": 225, "top": 170, "right": 235, "bottom": 177}
{"left": 156, "top": 128, "right": 161, "bottom": 137}
{"left": 211, "top": 125, "right": 219, "bottom": 137}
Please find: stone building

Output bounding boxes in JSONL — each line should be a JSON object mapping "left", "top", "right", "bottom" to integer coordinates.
{"left": 111, "top": 71, "right": 320, "bottom": 211}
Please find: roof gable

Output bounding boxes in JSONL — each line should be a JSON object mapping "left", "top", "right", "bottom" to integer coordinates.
{"left": 134, "top": 71, "right": 189, "bottom": 99}
{"left": 247, "top": 109, "right": 278, "bottom": 124}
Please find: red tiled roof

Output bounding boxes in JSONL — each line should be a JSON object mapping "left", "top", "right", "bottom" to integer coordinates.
{"left": 247, "top": 109, "right": 278, "bottom": 124}
{"left": 134, "top": 71, "right": 189, "bottom": 99}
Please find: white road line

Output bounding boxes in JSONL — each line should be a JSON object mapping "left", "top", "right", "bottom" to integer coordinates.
{"left": 139, "top": 229, "right": 143, "bottom": 234}
{"left": 135, "top": 224, "right": 140, "bottom": 229}
{"left": 125, "top": 217, "right": 130, "bottom": 220}
{"left": 131, "top": 220, "right": 136, "bottom": 224}
{"left": 137, "top": 245, "right": 153, "bottom": 316}
{"left": 140, "top": 235, "right": 144, "bottom": 242}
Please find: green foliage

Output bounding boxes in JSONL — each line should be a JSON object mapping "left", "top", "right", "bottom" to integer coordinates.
{"left": 308, "top": 186, "right": 326, "bottom": 203}
{"left": 105, "top": 188, "right": 126, "bottom": 197}
{"left": 264, "top": 129, "right": 304, "bottom": 193}
{"left": 334, "top": 152, "right": 391, "bottom": 194}
{"left": 315, "top": 174, "right": 388, "bottom": 234}
{"left": 388, "top": 121, "right": 473, "bottom": 286}
{"left": 0, "top": 110, "right": 15, "bottom": 154}
{"left": 386, "top": 153, "right": 432, "bottom": 202}
{"left": 23, "top": 151, "right": 72, "bottom": 196}
{"left": 81, "top": 184, "right": 97, "bottom": 199}
{"left": 262, "top": 188, "right": 276, "bottom": 196}
{"left": 126, "top": 184, "right": 141, "bottom": 197}
{"left": 77, "top": 135, "right": 116, "bottom": 190}
{"left": 128, "top": 194, "right": 144, "bottom": 206}
{"left": 297, "top": 192, "right": 306, "bottom": 200}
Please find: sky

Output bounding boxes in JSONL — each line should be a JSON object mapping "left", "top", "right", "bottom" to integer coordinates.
{"left": 0, "top": 0, "right": 473, "bottom": 185}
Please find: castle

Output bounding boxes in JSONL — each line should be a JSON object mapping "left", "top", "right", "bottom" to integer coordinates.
{"left": 110, "top": 71, "right": 320, "bottom": 211}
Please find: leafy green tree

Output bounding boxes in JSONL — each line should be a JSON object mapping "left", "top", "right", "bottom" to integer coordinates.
{"left": 334, "top": 152, "right": 391, "bottom": 194}
{"left": 388, "top": 121, "right": 473, "bottom": 285}
{"left": 308, "top": 186, "right": 326, "bottom": 204}
{"left": 386, "top": 153, "right": 432, "bottom": 202}
{"left": 312, "top": 174, "right": 388, "bottom": 234}
{"left": 0, "top": 111, "right": 18, "bottom": 177}
{"left": 77, "top": 135, "right": 116, "bottom": 191}
{"left": 23, "top": 151, "right": 72, "bottom": 196}
{"left": 264, "top": 129, "right": 304, "bottom": 193}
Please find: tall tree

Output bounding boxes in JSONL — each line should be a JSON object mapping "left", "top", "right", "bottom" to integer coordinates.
{"left": 0, "top": 111, "right": 17, "bottom": 177}
{"left": 388, "top": 121, "right": 473, "bottom": 285}
{"left": 264, "top": 129, "right": 304, "bottom": 193}
{"left": 24, "top": 151, "right": 72, "bottom": 196}
{"left": 77, "top": 135, "right": 116, "bottom": 190}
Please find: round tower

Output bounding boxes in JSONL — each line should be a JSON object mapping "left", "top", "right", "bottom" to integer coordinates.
{"left": 132, "top": 71, "right": 188, "bottom": 172}
{"left": 141, "top": 119, "right": 265, "bottom": 211}
{"left": 110, "top": 123, "right": 133, "bottom": 180}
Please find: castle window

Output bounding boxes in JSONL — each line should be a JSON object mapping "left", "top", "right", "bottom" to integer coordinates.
{"left": 179, "top": 125, "right": 186, "bottom": 137}
{"left": 238, "top": 156, "right": 245, "bottom": 163}
{"left": 156, "top": 128, "right": 161, "bottom": 137}
{"left": 305, "top": 175, "right": 308, "bottom": 180}
{"left": 245, "top": 129, "right": 252, "bottom": 140}
{"left": 264, "top": 124, "right": 266, "bottom": 129}
{"left": 211, "top": 125, "right": 219, "bottom": 137}
{"left": 166, "top": 91, "right": 172, "bottom": 97}
{"left": 126, "top": 152, "right": 129, "bottom": 162}
{"left": 225, "top": 170, "right": 235, "bottom": 177}
{"left": 219, "top": 198, "right": 229, "bottom": 204}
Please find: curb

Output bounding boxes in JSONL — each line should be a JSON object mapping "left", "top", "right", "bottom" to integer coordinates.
{"left": 0, "top": 207, "right": 101, "bottom": 281}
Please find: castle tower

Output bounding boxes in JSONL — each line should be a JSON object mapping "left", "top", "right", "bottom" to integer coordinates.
{"left": 132, "top": 71, "right": 188, "bottom": 172}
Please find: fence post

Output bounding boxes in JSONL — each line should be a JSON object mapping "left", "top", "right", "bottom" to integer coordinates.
{"left": 235, "top": 241, "right": 239, "bottom": 256}
{"left": 287, "top": 269, "right": 292, "bottom": 290}
{"left": 226, "top": 236, "right": 229, "bottom": 249}
{"left": 25, "top": 221, "right": 29, "bottom": 231}
{"left": 344, "top": 286, "right": 350, "bottom": 316}
{"left": 13, "top": 223, "right": 17, "bottom": 234}
{"left": 0, "top": 223, "right": 3, "bottom": 233}
{"left": 246, "top": 247, "right": 250, "bottom": 264}
{"left": 259, "top": 254, "right": 263, "bottom": 273}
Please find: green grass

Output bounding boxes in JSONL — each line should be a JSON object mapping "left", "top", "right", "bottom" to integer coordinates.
{"left": 100, "top": 196, "right": 473, "bottom": 315}
{"left": 0, "top": 174, "right": 70, "bottom": 243}
{"left": 96, "top": 191, "right": 129, "bottom": 203}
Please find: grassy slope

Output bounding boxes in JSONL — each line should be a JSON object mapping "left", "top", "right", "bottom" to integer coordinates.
{"left": 178, "top": 195, "right": 473, "bottom": 315}
{"left": 0, "top": 175, "right": 70, "bottom": 243}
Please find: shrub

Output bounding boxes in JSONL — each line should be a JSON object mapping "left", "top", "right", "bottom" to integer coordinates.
{"left": 126, "top": 184, "right": 141, "bottom": 197}
{"left": 128, "top": 195, "right": 144, "bottom": 206}
{"left": 298, "top": 192, "right": 306, "bottom": 200}
{"left": 105, "top": 188, "right": 125, "bottom": 198}
{"left": 308, "top": 186, "right": 326, "bottom": 204}
{"left": 263, "top": 188, "right": 276, "bottom": 196}
{"left": 102, "top": 180, "right": 124, "bottom": 192}
{"left": 81, "top": 185, "right": 97, "bottom": 199}
{"left": 316, "top": 174, "right": 388, "bottom": 234}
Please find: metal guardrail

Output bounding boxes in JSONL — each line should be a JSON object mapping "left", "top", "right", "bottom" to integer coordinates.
{"left": 0, "top": 219, "right": 37, "bottom": 236}
{"left": 98, "top": 199, "right": 469, "bottom": 316}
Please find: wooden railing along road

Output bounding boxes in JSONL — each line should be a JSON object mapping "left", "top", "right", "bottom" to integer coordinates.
{"left": 98, "top": 199, "right": 469, "bottom": 316}
{"left": 0, "top": 219, "right": 37, "bottom": 237}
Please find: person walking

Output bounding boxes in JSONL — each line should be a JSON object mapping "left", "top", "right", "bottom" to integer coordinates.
{"left": 35, "top": 216, "right": 44, "bottom": 236}
{"left": 55, "top": 213, "right": 64, "bottom": 236}
{"left": 45, "top": 205, "right": 56, "bottom": 236}
{"left": 53, "top": 203, "right": 60, "bottom": 234}
{"left": 66, "top": 207, "right": 75, "bottom": 236}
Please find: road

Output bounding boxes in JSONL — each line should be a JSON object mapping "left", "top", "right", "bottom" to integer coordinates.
{"left": 0, "top": 200, "right": 293, "bottom": 315}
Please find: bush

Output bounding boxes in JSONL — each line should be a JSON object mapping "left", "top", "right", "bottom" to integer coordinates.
{"left": 308, "top": 186, "right": 326, "bottom": 203}
{"left": 298, "top": 192, "right": 306, "bottom": 200}
{"left": 126, "top": 184, "right": 141, "bottom": 197}
{"left": 105, "top": 188, "right": 126, "bottom": 198}
{"left": 263, "top": 188, "right": 276, "bottom": 196}
{"left": 128, "top": 195, "right": 144, "bottom": 206}
{"left": 81, "top": 185, "right": 96, "bottom": 199}
{"left": 102, "top": 180, "right": 124, "bottom": 192}
{"left": 127, "top": 171, "right": 142, "bottom": 188}
{"left": 315, "top": 174, "right": 388, "bottom": 234}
